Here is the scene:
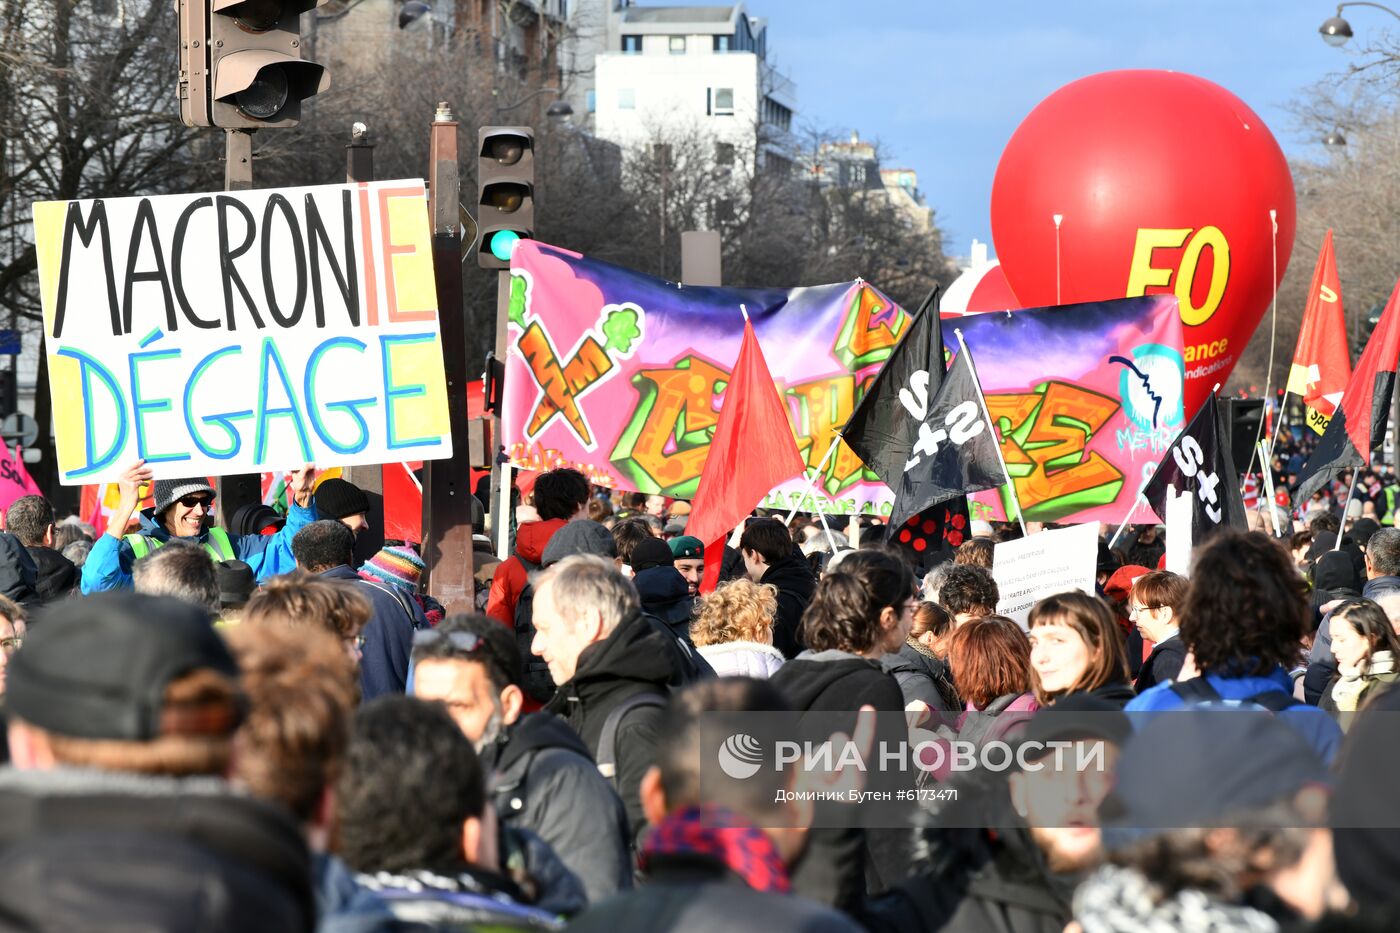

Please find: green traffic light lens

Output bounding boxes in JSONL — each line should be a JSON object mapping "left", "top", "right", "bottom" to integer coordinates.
{"left": 490, "top": 231, "right": 522, "bottom": 262}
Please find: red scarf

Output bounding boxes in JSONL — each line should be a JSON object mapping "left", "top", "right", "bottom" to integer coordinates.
{"left": 639, "top": 805, "right": 791, "bottom": 895}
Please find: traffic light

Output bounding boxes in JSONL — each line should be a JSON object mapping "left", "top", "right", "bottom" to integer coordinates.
{"left": 477, "top": 127, "right": 535, "bottom": 270}
{"left": 179, "top": 0, "right": 329, "bottom": 129}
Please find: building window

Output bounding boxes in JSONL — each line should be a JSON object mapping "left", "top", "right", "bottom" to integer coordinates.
{"left": 622, "top": 34, "right": 641, "bottom": 53}
{"left": 669, "top": 35, "right": 686, "bottom": 54}
{"left": 712, "top": 87, "right": 734, "bottom": 115}
{"left": 586, "top": 89, "right": 596, "bottom": 113}
{"left": 713, "top": 198, "right": 735, "bottom": 223}
{"left": 713, "top": 34, "right": 731, "bottom": 52}
{"left": 715, "top": 142, "right": 735, "bottom": 166}
{"left": 618, "top": 88, "right": 635, "bottom": 110}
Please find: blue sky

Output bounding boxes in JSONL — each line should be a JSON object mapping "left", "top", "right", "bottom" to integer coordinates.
{"left": 728, "top": 0, "right": 1374, "bottom": 257}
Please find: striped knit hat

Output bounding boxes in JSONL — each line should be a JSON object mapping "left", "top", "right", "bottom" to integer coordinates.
{"left": 359, "top": 546, "right": 425, "bottom": 593}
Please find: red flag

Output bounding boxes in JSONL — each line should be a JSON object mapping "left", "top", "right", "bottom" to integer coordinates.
{"left": 687, "top": 318, "right": 805, "bottom": 594}
{"left": 1297, "top": 275, "right": 1400, "bottom": 501}
{"left": 1287, "top": 230, "right": 1350, "bottom": 434}
{"left": 383, "top": 463, "right": 423, "bottom": 544}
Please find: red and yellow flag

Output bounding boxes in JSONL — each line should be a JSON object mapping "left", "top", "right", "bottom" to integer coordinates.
{"left": 1287, "top": 229, "right": 1350, "bottom": 434}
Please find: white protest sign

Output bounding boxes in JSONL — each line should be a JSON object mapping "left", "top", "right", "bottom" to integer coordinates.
{"left": 32, "top": 180, "right": 453, "bottom": 484}
{"left": 991, "top": 522, "right": 1100, "bottom": 627}
{"left": 1164, "top": 483, "right": 1193, "bottom": 575}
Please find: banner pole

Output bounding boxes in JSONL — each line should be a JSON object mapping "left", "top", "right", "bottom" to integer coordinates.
{"left": 813, "top": 507, "right": 841, "bottom": 555}
{"left": 1335, "top": 469, "right": 1360, "bottom": 552}
{"left": 496, "top": 459, "right": 513, "bottom": 561}
{"left": 1108, "top": 490, "right": 1147, "bottom": 550}
{"left": 783, "top": 435, "right": 842, "bottom": 524}
{"left": 1257, "top": 439, "right": 1283, "bottom": 537}
{"left": 955, "top": 327, "right": 1028, "bottom": 538}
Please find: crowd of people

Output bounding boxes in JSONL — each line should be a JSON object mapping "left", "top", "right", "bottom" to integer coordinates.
{"left": 0, "top": 455, "right": 1396, "bottom": 932}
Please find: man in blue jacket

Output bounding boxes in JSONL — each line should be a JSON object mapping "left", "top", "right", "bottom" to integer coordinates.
{"left": 293, "top": 519, "right": 426, "bottom": 699}
{"left": 1126, "top": 529, "right": 1343, "bottom": 765}
{"left": 81, "top": 460, "right": 317, "bottom": 594}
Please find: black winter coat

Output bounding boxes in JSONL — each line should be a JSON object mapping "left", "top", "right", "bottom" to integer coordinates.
{"left": 0, "top": 767, "right": 313, "bottom": 932}
{"left": 632, "top": 566, "right": 695, "bottom": 638}
{"left": 482, "top": 712, "right": 633, "bottom": 905}
{"left": 1134, "top": 636, "right": 1187, "bottom": 693}
{"left": 770, "top": 651, "right": 910, "bottom": 911}
{"left": 759, "top": 555, "right": 817, "bottom": 659}
{"left": 26, "top": 545, "right": 77, "bottom": 603}
{"left": 546, "top": 610, "right": 682, "bottom": 849}
{"left": 567, "top": 853, "right": 862, "bottom": 933}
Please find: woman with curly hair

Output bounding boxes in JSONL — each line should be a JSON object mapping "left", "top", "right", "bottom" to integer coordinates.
{"left": 1125, "top": 530, "right": 1343, "bottom": 764}
{"left": 690, "top": 579, "right": 785, "bottom": 679}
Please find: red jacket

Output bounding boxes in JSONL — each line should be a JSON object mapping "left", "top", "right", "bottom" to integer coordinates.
{"left": 485, "top": 518, "right": 568, "bottom": 627}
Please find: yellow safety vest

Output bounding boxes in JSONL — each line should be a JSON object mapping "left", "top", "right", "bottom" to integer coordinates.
{"left": 125, "top": 527, "right": 235, "bottom": 563}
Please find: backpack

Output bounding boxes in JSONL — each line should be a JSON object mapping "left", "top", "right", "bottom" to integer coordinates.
{"left": 512, "top": 552, "right": 556, "bottom": 704}
{"left": 1169, "top": 676, "right": 1303, "bottom": 712}
{"left": 595, "top": 691, "right": 668, "bottom": 796}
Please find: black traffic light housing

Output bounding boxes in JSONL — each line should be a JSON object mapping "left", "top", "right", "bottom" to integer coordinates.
{"left": 179, "top": 0, "right": 329, "bottom": 128}
{"left": 477, "top": 126, "right": 535, "bottom": 270}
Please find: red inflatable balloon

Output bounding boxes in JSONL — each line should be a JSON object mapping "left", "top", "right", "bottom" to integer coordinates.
{"left": 991, "top": 70, "right": 1295, "bottom": 413}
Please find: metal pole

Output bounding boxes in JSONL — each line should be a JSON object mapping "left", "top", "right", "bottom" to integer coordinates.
{"left": 490, "top": 269, "right": 512, "bottom": 560}
{"left": 342, "top": 124, "right": 385, "bottom": 563}
{"left": 214, "top": 128, "right": 262, "bottom": 529}
{"left": 420, "top": 101, "right": 475, "bottom": 611}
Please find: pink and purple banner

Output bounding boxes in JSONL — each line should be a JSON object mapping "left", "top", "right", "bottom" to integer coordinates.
{"left": 954, "top": 294, "right": 1186, "bottom": 524}
{"left": 502, "top": 243, "right": 1186, "bottom": 524}
{"left": 503, "top": 241, "right": 909, "bottom": 515}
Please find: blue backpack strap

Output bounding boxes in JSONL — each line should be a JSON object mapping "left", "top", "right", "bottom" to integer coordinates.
{"left": 1169, "top": 677, "right": 1223, "bottom": 705}
{"left": 203, "top": 527, "right": 235, "bottom": 562}
{"left": 1245, "top": 690, "right": 1301, "bottom": 712}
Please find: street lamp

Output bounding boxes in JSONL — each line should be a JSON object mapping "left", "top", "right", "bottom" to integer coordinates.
{"left": 1319, "top": 2, "right": 1400, "bottom": 47}
{"left": 1323, "top": 128, "right": 1349, "bottom": 147}
{"left": 493, "top": 86, "right": 573, "bottom": 119}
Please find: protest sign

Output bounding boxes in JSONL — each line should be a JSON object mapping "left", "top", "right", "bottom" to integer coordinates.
{"left": 503, "top": 240, "right": 910, "bottom": 515}
{"left": 32, "top": 180, "right": 453, "bottom": 484}
{"left": 991, "top": 522, "right": 1099, "bottom": 626}
{"left": 1164, "top": 484, "right": 1193, "bottom": 575}
{"left": 954, "top": 295, "right": 1185, "bottom": 525}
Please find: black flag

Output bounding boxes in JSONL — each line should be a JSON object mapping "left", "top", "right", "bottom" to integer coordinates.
{"left": 842, "top": 286, "right": 943, "bottom": 488}
{"left": 886, "top": 344, "right": 1008, "bottom": 533}
{"left": 1143, "top": 392, "right": 1248, "bottom": 538}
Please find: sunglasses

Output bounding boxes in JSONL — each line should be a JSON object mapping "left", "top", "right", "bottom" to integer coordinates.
{"left": 178, "top": 494, "right": 215, "bottom": 509}
{"left": 412, "top": 629, "right": 484, "bottom": 653}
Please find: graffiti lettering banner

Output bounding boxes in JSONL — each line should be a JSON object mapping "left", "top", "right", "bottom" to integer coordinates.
{"left": 956, "top": 295, "right": 1185, "bottom": 525}
{"left": 32, "top": 181, "right": 454, "bottom": 484}
{"left": 503, "top": 241, "right": 910, "bottom": 514}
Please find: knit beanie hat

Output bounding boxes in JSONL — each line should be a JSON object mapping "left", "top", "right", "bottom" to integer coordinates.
{"left": 315, "top": 478, "right": 370, "bottom": 520}
{"left": 541, "top": 520, "right": 616, "bottom": 568}
{"left": 359, "top": 545, "right": 425, "bottom": 593}
{"left": 153, "top": 478, "right": 216, "bottom": 517}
